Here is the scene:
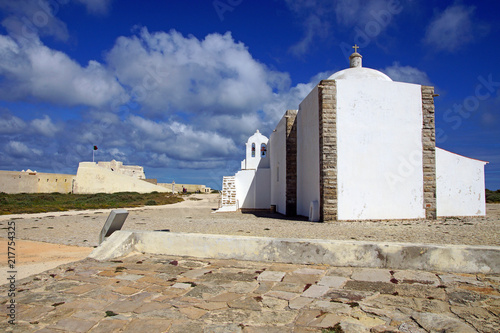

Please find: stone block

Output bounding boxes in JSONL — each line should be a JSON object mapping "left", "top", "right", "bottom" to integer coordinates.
{"left": 411, "top": 312, "right": 476, "bottom": 333}
{"left": 301, "top": 285, "right": 330, "bottom": 298}
{"left": 318, "top": 276, "right": 348, "bottom": 289}
{"left": 257, "top": 270, "right": 286, "bottom": 282}
{"left": 351, "top": 269, "right": 392, "bottom": 283}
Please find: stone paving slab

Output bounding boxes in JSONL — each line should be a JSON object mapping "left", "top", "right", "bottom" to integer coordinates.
{"left": 1, "top": 254, "right": 499, "bottom": 332}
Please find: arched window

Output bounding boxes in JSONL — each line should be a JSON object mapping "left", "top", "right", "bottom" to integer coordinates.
{"left": 251, "top": 143, "right": 256, "bottom": 157}
{"left": 261, "top": 143, "right": 267, "bottom": 157}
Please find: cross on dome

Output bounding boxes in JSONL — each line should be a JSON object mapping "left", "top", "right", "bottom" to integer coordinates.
{"left": 349, "top": 45, "right": 362, "bottom": 68}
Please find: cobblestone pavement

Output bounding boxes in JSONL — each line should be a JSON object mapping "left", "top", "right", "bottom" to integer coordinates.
{"left": 2, "top": 253, "right": 499, "bottom": 332}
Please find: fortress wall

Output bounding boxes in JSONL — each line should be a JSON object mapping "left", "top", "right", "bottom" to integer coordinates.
{"left": 158, "top": 183, "right": 211, "bottom": 193}
{"left": 0, "top": 171, "right": 75, "bottom": 194}
{"left": 73, "top": 162, "right": 170, "bottom": 194}
{"left": 97, "top": 161, "right": 146, "bottom": 179}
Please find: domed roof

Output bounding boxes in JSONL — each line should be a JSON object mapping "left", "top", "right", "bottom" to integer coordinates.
{"left": 328, "top": 47, "right": 392, "bottom": 82}
{"left": 328, "top": 67, "right": 392, "bottom": 81}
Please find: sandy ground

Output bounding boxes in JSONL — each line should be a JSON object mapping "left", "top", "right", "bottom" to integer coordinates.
{"left": 0, "top": 193, "right": 499, "bottom": 282}
{"left": 0, "top": 238, "right": 92, "bottom": 282}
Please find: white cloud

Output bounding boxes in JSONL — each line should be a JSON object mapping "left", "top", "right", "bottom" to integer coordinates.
{"left": 0, "top": 25, "right": 341, "bottom": 172}
{"left": 76, "top": 0, "right": 113, "bottom": 15}
{"left": 0, "top": 111, "right": 26, "bottom": 134}
{"left": 30, "top": 115, "right": 59, "bottom": 137}
{"left": 0, "top": 35, "right": 127, "bottom": 107}
{"left": 285, "top": 0, "right": 404, "bottom": 56}
{"left": 106, "top": 28, "right": 289, "bottom": 115}
{"left": 381, "top": 62, "right": 432, "bottom": 86}
{"left": 0, "top": 0, "right": 70, "bottom": 42}
{"left": 424, "top": 4, "right": 478, "bottom": 52}
{"left": 6, "top": 141, "right": 41, "bottom": 157}
{"left": 284, "top": 0, "right": 333, "bottom": 57}
{"left": 126, "top": 115, "right": 238, "bottom": 161}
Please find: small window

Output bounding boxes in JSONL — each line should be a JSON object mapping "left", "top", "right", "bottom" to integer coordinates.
{"left": 251, "top": 143, "right": 255, "bottom": 157}
{"left": 261, "top": 143, "right": 267, "bottom": 157}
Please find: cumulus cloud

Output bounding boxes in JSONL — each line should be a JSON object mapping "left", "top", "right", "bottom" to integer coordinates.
{"left": 0, "top": 0, "right": 113, "bottom": 43}
{"left": 106, "top": 28, "right": 289, "bottom": 115}
{"left": 30, "top": 115, "right": 59, "bottom": 137}
{"left": 0, "top": 26, "right": 334, "bottom": 174}
{"left": 0, "top": 0, "right": 70, "bottom": 42}
{"left": 6, "top": 141, "right": 42, "bottom": 158}
{"left": 381, "top": 62, "right": 432, "bottom": 86}
{"left": 0, "top": 110, "right": 26, "bottom": 134}
{"left": 0, "top": 35, "right": 127, "bottom": 107}
{"left": 126, "top": 115, "right": 238, "bottom": 161}
{"left": 424, "top": 4, "right": 485, "bottom": 52}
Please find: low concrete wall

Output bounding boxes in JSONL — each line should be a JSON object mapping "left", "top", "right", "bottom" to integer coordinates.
{"left": 0, "top": 170, "right": 75, "bottom": 194}
{"left": 90, "top": 231, "right": 500, "bottom": 274}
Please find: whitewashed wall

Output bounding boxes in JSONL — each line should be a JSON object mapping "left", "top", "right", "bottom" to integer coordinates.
{"left": 297, "top": 86, "right": 320, "bottom": 218}
{"left": 235, "top": 170, "right": 255, "bottom": 208}
{"left": 255, "top": 169, "right": 271, "bottom": 208}
{"left": 336, "top": 80, "right": 426, "bottom": 220}
{"left": 270, "top": 116, "right": 287, "bottom": 214}
{"left": 235, "top": 169, "right": 270, "bottom": 209}
{"left": 244, "top": 131, "right": 269, "bottom": 170}
{"left": 73, "top": 162, "right": 169, "bottom": 194}
{"left": 436, "top": 148, "right": 487, "bottom": 216}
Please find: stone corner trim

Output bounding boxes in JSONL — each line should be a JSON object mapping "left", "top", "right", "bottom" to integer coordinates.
{"left": 421, "top": 85, "right": 437, "bottom": 220}
{"left": 318, "top": 80, "right": 338, "bottom": 222}
{"left": 285, "top": 109, "right": 298, "bottom": 216}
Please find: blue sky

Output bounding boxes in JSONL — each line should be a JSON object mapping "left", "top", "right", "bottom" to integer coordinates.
{"left": 0, "top": 0, "right": 498, "bottom": 191}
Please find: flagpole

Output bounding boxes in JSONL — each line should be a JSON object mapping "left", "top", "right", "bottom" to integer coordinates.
{"left": 93, "top": 148, "right": 94, "bottom": 163}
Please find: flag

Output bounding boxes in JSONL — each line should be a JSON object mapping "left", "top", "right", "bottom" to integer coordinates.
{"left": 93, "top": 146, "right": 98, "bottom": 150}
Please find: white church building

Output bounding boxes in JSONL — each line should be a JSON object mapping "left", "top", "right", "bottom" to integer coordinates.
{"left": 218, "top": 49, "right": 488, "bottom": 221}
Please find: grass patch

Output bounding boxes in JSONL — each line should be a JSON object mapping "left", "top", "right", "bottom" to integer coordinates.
{"left": 0, "top": 192, "right": 183, "bottom": 215}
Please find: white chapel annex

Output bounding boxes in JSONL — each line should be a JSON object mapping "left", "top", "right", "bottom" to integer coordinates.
{"left": 218, "top": 48, "right": 487, "bottom": 222}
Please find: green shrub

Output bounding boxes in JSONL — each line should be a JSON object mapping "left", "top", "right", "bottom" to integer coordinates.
{"left": 0, "top": 192, "right": 183, "bottom": 214}
{"left": 486, "top": 189, "right": 500, "bottom": 203}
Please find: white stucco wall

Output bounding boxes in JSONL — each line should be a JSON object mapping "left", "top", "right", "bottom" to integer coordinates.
{"left": 73, "top": 162, "right": 170, "bottom": 194}
{"left": 297, "top": 86, "right": 320, "bottom": 218}
{"left": 336, "top": 80, "right": 426, "bottom": 220}
{"left": 270, "top": 116, "right": 287, "bottom": 214}
{"left": 436, "top": 148, "right": 487, "bottom": 216}
{"left": 244, "top": 130, "right": 270, "bottom": 170}
{"left": 235, "top": 170, "right": 255, "bottom": 208}
{"left": 235, "top": 169, "right": 270, "bottom": 209}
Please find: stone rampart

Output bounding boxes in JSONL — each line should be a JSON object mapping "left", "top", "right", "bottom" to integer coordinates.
{"left": 0, "top": 170, "right": 75, "bottom": 194}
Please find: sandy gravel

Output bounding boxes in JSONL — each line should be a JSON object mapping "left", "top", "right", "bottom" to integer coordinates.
{"left": 1, "top": 193, "right": 499, "bottom": 248}
{"left": 0, "top": 238, "right": 93, "bottom": 282}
